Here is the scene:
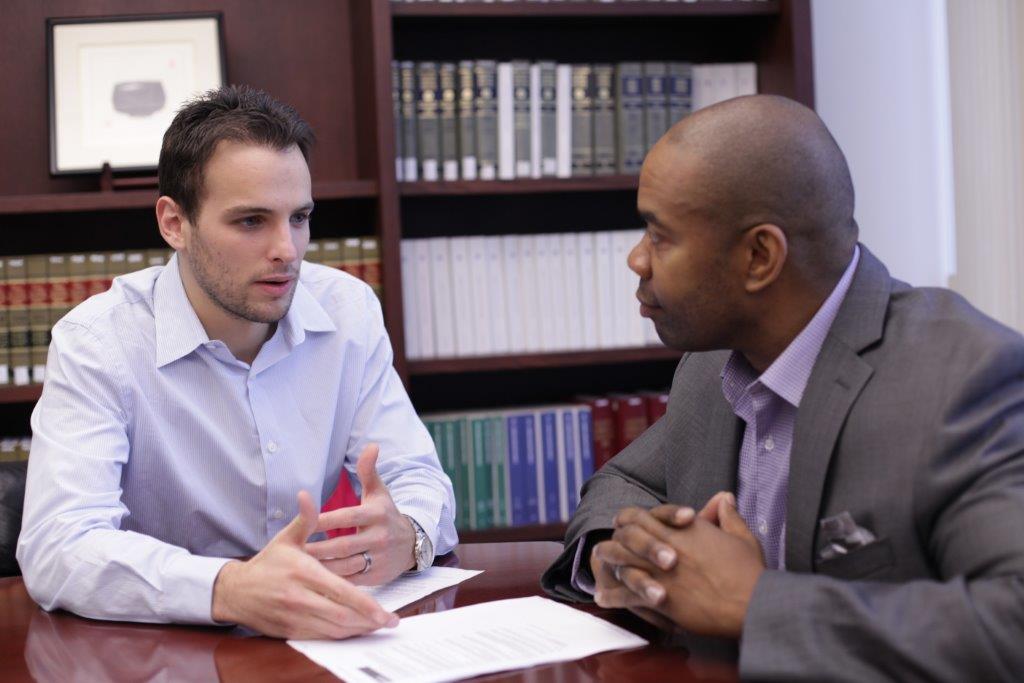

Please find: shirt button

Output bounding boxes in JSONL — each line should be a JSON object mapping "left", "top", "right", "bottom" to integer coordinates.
{"left": 758, "top": 520, "right": 768, "bottom": 535}
{"left": 267, "top": 440, "right": 279, "bottom": 453}
{"left": 271, "top": 508, "right": 284, "bottom": 520}
{"left": 764, "top": 436, "right": 775, "bottom": 452}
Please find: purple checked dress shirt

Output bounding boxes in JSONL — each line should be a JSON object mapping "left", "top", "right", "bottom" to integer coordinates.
{"left": 720, "top": 246, "right": 860, "bottom": 569}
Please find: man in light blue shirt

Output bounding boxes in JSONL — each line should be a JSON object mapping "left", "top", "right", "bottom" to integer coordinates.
{"left": 18, "top": 86, "right": 457, "bottom": 639}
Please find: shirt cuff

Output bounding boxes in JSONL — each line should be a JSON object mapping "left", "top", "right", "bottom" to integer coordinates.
{"left": 570, "top": 533, "right": 597, "bottom": 595}
{"left": 160, "top": 553, "right": 234, "bottom": 624}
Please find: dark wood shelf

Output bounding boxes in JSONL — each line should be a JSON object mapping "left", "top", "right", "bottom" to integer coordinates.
{"left": 0, "top": 385, "right": 42, "bottom": 404}
{"left": 392, "top": 0, "right": 779, "bottom": 19}
{"left": 459, "top": 523, "right": 567, "bottom": 544}
{"left": 409, "top": 346, "right": 681, "bottom": 375}
{"left": 400, "top": 175, "right": 639, "bottom": 197}
{"left": 0, "top": 179, "right": 378, "bottom": 216}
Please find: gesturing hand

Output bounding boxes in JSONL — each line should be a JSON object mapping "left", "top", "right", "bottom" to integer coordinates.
{"left": 211, "top": 490, "right": 398, "bottom": 639}
{"left": 305, "top": 443, "right": 418, "bottom": 586}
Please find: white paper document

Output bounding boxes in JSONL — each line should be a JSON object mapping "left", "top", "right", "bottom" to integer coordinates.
{"left": 360, "top": 567, "right": 482, "bottom": 613}
{"left": 288, "top": 595, "right": 647, "bottom": 683}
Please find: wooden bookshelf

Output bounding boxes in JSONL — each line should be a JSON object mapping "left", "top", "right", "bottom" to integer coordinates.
{"left": 0, "top": 0, "right": 812, "bottom": 544}
{"left": 459, "top": 523, "right": 567, "bottom": 544}
{"left": 391, "top": 0, "right": 780, "bottom": 18}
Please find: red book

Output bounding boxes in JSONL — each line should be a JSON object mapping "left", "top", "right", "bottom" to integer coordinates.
{"left": 577, "top": 395, "right": 616, "bottom": 469}
{"left": 610, "top": 393, "right": 649, "bottom": 453}
{"left": 642, "top": 390, "right": 670, "bottom": 424}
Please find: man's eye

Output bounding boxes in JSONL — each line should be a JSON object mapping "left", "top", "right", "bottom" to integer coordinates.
{"left": 292, "top": 212, "right": 310, "bottom": 224}
{"left": 647, "top": 229, "right": 661, "bottom": 245}
{"left": 240, "top": 216, "right": 262, "bottom": 228}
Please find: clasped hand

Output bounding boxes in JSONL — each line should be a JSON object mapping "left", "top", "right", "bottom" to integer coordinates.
{"left": 211, "top": 443, "right": 416, "bottom": 639}
{"left": 589, "top": 491, "right": 766, "bottom": 638}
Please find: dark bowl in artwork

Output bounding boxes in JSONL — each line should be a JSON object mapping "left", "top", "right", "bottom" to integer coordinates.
{"left": 112, "top": 81, "right": 167, "bottom": 117}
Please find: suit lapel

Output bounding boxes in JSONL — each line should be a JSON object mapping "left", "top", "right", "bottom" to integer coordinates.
{"left": 784, "top": 246, "right": 893, "bottom": 572}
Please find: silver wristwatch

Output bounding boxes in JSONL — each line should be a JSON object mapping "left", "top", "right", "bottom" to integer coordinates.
{"left": 405, "top": 515, "right": 434, "bottom": 573}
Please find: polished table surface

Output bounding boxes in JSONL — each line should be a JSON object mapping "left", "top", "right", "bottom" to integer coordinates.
{"left": 0, "top": 542, "right": 738, "bottom": 682}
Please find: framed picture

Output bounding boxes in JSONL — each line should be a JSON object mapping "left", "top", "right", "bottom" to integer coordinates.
{"left": 47, "top": 13, "right": 226, "bottom": 175}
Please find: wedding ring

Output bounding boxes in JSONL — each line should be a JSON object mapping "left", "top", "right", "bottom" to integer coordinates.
{"left": 613, "top": 564, "right": 623, "bottom": 582}
{"left": 360, "top": 551, "right": 373, "bottom": 575}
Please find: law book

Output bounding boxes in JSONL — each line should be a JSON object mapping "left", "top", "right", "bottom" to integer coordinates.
{"left": 67, "top": 254, "right": 89, "bottom": 306}
{"left": 444, "top": 418, "right": 468, "bottom": 530}
{"left": 400, "top": 241, "right": 420, "bottom": 359}
{"left": 529, "top": 63, "right": 542, "bottom": 179}
{"left": 26, "top": 256, "right": 50, "bottom": 384}
{"left": 575, "top": 405, "right": 595, "bottom": 499}
{"left": 592, "top": 231, "right": 617, "bottom": 348}
{"left": 537, "top": 61, "right": 558, "bottom": 177}
{"left": 517, "top": 235, "right": 542, "bottom": 353}
{"left": 399, "top": 61, "right": 419, "bottom": 181}
{"left": 610, "top": 393, "right": 649, "bottom": 453}
{"left": 412, "top": 239, "right": 436, "bottom": 358}
{"left": 47, "top": 255, "right": 72, "bottom": 375}
{"left": 643, "top": 62, "right": 669, "bottom": 152}
{"left": 570, "top": 64, "right": 594, "bottom": 176}
{"left": 578, "top": 395, "right": 615, "bottom": 468}
{"left": 305, "top": 240, "right": 323, "bottom": 265}
{"left": 711, "top": 62, "right": 736, "bottom": 104}
{"left": 538, "top": 409, "right": 560, "bottom": 524}
{"left": 457, "top": 60, "right": 478, "bottom": 180}
{"left": 470, "top": 415, "right": 493, "bottom": 529}
{"left": 642, "top": 390, "right": 670, "bottom": 424}
{"left": 322, "top": 240, "right": 343, "bottom": 271}
{"left": 522, "top": 411, "right": 540, "bottom": 524}
{"left": 511, "top": 61, "right": 532, "bottom": 178}
{"left": 106, "top": 251, "right": 130, "bottom": 283}
{"left": 447, "top": 237, "right": 474, "bottom": 356}
{"left": 555, "top": 64, "right": 573, "bottom": 178}
{"left": 428, "top": 237, "right": 456, "bottom": 357}
{"left": 487, "top": 414, "right": 509, "bottom": 526}
{"left": 467, "top": 236, "right": 493, "bottom": 355}
{"left": 576, "top": 232, "right": 600, "bottom": 349}
{"left": 561, "top": 232, "right": 584, "bottom": 351}
{"left": 691, "top": 63, "right": 716, "bottom": 111}
{"left": 473, "top": 60, "right": 499, "bottom": 181}
{"left": 612, "top": 229, "right": 644, "bottom": 347}
{"left": 532, "top": 235, "right": 555, "bottom": 351}
{"left": 392, "top": 61, "right": 404, "bottom": 181}
{"left": 360, "top": 238, "right": 382, "bottom": 299}
{"left": 735, "top": 61, "right": 758, "bottom": 96}
{"left": 425, "top": 419, "right": 459, "bottom": 527}
{"left": 556, "top": 406, "right": 577, "bottom": 521}
{"left": 439, "top": 62, "right": 460, "bottom": 181}
{"left": 501, "top": 235, "right": 525, "bottom": 354}
{"left": 591, "top": 64, "right": 617, "bottom": 176}
{"left": 496, "top": 62, "right": 515, "bottom": 180}
{"left": 416, "top": 61, "right": 442, "bottom": 182}
{"left": 86, "top": 253, "right": 107, "bottom": 297}
{"left": 341, "top": 238, "right": 362, "bottom": 279}
{"left": 666, "top": 61, "right": 694, "bottom": 127}
{"left": 126, "top": 251, "right": 145, "bottom": 273}
{"left": 484, "top": 236, "right": 509, "bottom": 354}
{"left": 6, "top": 257, "right": 29, "bottom": 386}
{"left": 0, "top": 260, "right": 8, "bottom": 385}
{"left": 615, "top": 62, "right": 645, "bottom": 174}
{"left": 506, "top": 412, "right": 528, "bottom": 526}
{"left": 547, "top": 234, "right": 570, "bottom": 351}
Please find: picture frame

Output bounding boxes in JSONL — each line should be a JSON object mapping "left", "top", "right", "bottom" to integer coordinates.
{"left": 47, "top": 13, "right": 226, "bottom": 175}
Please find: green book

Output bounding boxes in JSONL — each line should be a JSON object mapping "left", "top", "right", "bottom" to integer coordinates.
{"left": 488, "top": 415, "right": 509, "bottom": 527}
{"left": 457, "top": 60, "right": 477, "bottom": 180}
{"left": 571, "top": 64, "right": 594, "bottom": 176}
{"left": 439, "top": 62, "right": 459, "bottom": 181}
{"left": 457, "top": 417, "right": 476, "bottom": 530}
{"left": 474, "top": 60, "right": 498, "bottom": 181}
{"left": 471, "top": 416, "right": 493, "bottom": 529}
{"left": 591, "top": 64, "right": 616, "bottom": 176}
{"left": 416, "top": 61, "right": 441, "bottom": 182}
{"left": 443, "top": 418, "right": 467, "bottom": 530}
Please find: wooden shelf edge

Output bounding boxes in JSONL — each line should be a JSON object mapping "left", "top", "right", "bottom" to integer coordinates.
{"left": 392, "top": 0, "right": 779, "bottom": 19}
{"left": 459, "top": 523, "right": 567, "bottom": 543}
{"left": 400, "top": 175, "right": 639, "bottom": 196}
{"left": 0, "top": 385, "right": 42, "bottom": 404}
{"left": 0, "top": 179, "right": 378, "bottom": 215}
{"left": 409, "top": 346, "right": 681, "bottom": 375}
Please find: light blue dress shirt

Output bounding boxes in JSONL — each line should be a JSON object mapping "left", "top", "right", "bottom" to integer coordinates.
{"left": 17, "top": 255, "right": 457, "bottom": 624}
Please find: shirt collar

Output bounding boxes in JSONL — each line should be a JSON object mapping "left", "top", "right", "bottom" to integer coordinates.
{"left": 154, "top": 255, "right": 336, "bottom": 368}
{"left": 721, "top": 245, "right": 861, "bottom": 408}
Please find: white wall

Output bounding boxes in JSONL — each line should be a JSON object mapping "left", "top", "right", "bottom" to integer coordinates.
{"left": 811, "top": 0, "right": 955, "bottom": 287}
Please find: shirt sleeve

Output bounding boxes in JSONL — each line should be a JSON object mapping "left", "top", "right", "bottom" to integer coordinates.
{"left": 16, "top": 321, "right": 231, "bottom": 624}
{"left": 342, "top": 288, "right": 459, "bottom": 558}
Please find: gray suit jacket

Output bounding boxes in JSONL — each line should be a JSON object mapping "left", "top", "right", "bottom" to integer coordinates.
{"left": 542, "top": 247, "right": 1024, "bottom": 681}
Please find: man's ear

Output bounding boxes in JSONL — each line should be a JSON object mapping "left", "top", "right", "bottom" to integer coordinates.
{"left": 156, "top": 196, "right": 188, "bottom": 251}
{"left": 741, "top": 224, "right": 787, "bottom": 294}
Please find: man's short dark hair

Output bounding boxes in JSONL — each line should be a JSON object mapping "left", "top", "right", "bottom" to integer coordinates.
{"left": 158, "top": 85, "right": 315, "bottom": 223}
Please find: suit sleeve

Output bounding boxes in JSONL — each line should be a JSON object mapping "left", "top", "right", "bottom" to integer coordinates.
{"left": 542, "top": 356, "right": 690, "bottom": 601}
{"left": 740, "top": 340, "right": 1024, "bottom": 682}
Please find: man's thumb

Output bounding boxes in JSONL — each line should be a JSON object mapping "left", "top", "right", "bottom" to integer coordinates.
{"left": 718, "top": 493, "right": 753, "bottom": 539}
{"left": 279, "top": 490, "right": 319, "bottom": 545}
{"left": 356, "top": 443, "right": 385, "bottom": 496}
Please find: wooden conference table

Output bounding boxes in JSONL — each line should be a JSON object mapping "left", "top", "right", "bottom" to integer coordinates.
{"left": 0, "top": 542, "right": 738, "bottom": 682}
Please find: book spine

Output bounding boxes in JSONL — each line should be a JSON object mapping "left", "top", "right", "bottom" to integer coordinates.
{"left": 471, "top": 417, "right": 492, "bottom": 529}
{"left": 86, "top": 253, "right": 107, "bottom": 297}
{"left": 518, "top": 235, "right": 541, "bottom": 353}
{"left": 692, "top": 64, "right": 715, "bottom": 112}
{"left": 534, "top": 235, "right": 557, "bottom": 351}
{"left": 474, "top": 60, "right": 498, "bottom": 181}
{"left": 26, "top": 256, "right": 50, "bottom": 384}
{"left": 539, "top": 61, "right": 559, "bottom": 177}
{"left": 322, "top": 240, "right": 342, "bottom": 270}
{"left": 67, "top": 254, "right": 89, "bottom": 307}
{"left": 611, "top": 393, "right": 650, "bottom": 452}
{"left": 643, "top": 390, "right": 670, "bottom": 424}
{"left": 400, "top": 61, "right": 419, "bottom": 181}
{"left": 341, "top": 238, "right": 363, "bottom": 279}
{"left": 512, "top": 61, "right": 532, "bottom": 178}
{"left": 444, "top": 419, "right": 467, "bottom": 530}
{"left": 580, "top": 395, "right": 615, "bottom": 469}
{"left": 428, "top": 237, "right": 456, "bottom": 357}
{"left": 612, "top": 229, "right": 645, "bottom": 347}
{"left": 555, "top": 64, "right": 573, "bottom": 178}
{"left": 616, "top": 62, "right": 646, "bottom": 174}
{"left": 360, "top": 238, "right": 382, "bottom": 299}
{"left": 576, "top": 232, "right": 599, "bottom": 349}
{"left": 571, "top": 64, "right": 594, "bottom": 176}
{"left": 541, "top": 411, "right": 560, "bottom": 523}
{"left": 496, "top": 62, "right": 515, "bottom": 180}
{"left": 448, "top": 237, "right": 475, "bottom": 357}
{"left": 6, "top": 258, "right": 29, "bottom": 386}
{"left": 501, "top": 235, "right": 525, "bottom": 354}
{"left": 529, "top": 63, "right": 542, "bottom": 179}
{"left": 392, "top": 61, "right": 404, "bottom": 181}
{"left": 735, "top": 62, "right": 758, "bottom": 96}
{"left": 507, "top": 414, "right": 527, "bottom": 526}
{"left": 576, "top": 406, "right": 594, "bottom": 495}
{"left": 546, "top": 234, "right": 569, "bottom": 351}
{"left": 561, "top": 232, "right": 584, "bottom": 351}
{"left": 488, "top": 415, "right": 508, "bottom": 527}
{"left": 400, "top": 241, "right": 420, "bottom": 359}
{"left": 484, "top": 236, "right": 509, "bottom": 354}
{"left": 666, "top": 61, "right": 694, "bottom": 127}
{"left": 413, "top": 239, "right": 436, "bottom": 358}
{"left": 457, "top": 60, "right": 478, "bottom": 180}
{"left": 523, "top": 412, "right": 540, "bottom": 524}
{"left": 305, "top": 241, "right": 322, "bottom": 264}
{"left": 591, "top": 64, "right": 616, "bottom": 176}
{"left": 643, "top": 62, "right": 669, "bottom": 152}
{"left": 561, "top": 408, "right": 578, "bottom": 518}
{"left": 467, "top": 236, "right": 492, "bottom": 355}
{"left": 439, "top": 62, "right": 460, "bottom": 181}
{"left": 593, "top": 231, "right": 616, "bottom": 348}
{"left": 416, "top": 61, "right": 441, "bottom": 182}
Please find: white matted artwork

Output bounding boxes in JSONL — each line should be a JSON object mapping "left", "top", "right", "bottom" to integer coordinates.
{"left": 48, "top": 14, "right": 225, "bottom": 174}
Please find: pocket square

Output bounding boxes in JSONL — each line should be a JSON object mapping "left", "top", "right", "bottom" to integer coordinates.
{"left": 817, "top": 511, "right": 877, "bottom": 562}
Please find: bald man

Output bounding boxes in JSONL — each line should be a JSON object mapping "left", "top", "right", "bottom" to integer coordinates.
{"left": 541, "top": 95, "right": 1024, "bottom": 680}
